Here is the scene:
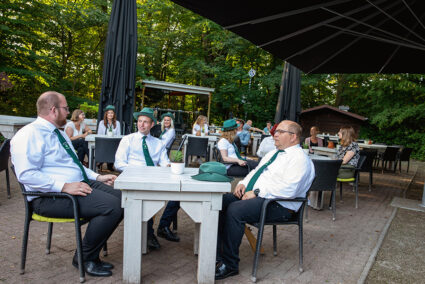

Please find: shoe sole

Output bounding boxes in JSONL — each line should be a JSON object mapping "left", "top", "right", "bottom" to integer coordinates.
{"left": 215, "top": 271, "right": 239, "bottom": 280}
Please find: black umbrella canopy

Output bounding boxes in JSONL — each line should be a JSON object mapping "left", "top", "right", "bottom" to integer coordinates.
{"left": 274, "top": 63, "right": 301, "bottom": 123}
{"left": 98, "top": 0, "right": 137, "bottom": 135}
{"left": 171, "top": 0, "right": 425, "bottom": 74}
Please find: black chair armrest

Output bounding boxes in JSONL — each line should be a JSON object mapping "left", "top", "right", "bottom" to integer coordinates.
{"left": 257, "top": 197, "right": 307, "bottom": 224}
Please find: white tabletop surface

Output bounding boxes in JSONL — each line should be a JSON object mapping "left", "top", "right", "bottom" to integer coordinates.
{"left": 312, "top": 146, "right": 337, "bottom": 153}
{"left": 85, "top": 134, "right": 123, "bottom": 142}
{"left": 183, "top": 133, "right": 218, "bottom": 141}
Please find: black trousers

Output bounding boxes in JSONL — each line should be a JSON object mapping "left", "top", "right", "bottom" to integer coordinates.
{"left": 158, "top": 201, "right": 180, "bottom": 229}
{"left": 217, "top": 193, "right": 294, "bottom": 270}
{"left": 31, "top": 180, "right": 123, "bottom": 262}
{"left": 71, "top": 138, "right": 89, "bottom": 163}
{"left": 227, "top": 160, "right": 259, "bottom": 177}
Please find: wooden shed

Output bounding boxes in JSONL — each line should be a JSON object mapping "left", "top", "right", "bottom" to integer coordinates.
{"left": 299, "top": 105, "right": 367, "bottom": 138}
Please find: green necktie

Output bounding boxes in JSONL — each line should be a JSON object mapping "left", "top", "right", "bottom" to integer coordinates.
{"left": 53, "top": 129, "right": 88, "bottom": 182}
{"left": 142, "top": 136, "right": 154, "bottom": 166}
{"left": 159, "top": 129, "right": 166, "bottom": 138}
{"left": 245, "top": 150, "right": 284, "bottom": 192}
{"left": 233, "top": 143, "right": 246, "bottom": 161}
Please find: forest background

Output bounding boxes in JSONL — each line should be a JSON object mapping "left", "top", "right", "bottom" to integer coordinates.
{"left": 1, "top": 0, "right": 424, "bottom": 159}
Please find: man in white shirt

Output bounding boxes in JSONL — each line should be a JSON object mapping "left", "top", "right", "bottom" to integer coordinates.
{"left": 11, "top": 91, "right": 122, "bottom": 277}
{"left": 114, "top": 108, "right": 180, "bottom": 249}
{"left": 215, "top": 120, "right": 315, "bottom": 280}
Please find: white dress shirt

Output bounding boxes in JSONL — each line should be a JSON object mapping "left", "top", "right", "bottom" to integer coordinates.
{"left": 98, "top": 120, "right": 121, "bottom": 136}
{"left": 256, "top": 136, "right": 276, "bottom": 157}
{"left": 114, "top": 132, "right": 170, "bottom": 171}
{"left": 238, "top": 144, "right": 315, "bottom": 211}
{"left": 65, "top": 121, "right": 87, "bottom": 136}
{"left": 192, "top": 124, "right": 209, "bottom": 135}
{"left": 217, "top": 138, "right": 238, "bottom": 169}
{"left": 10, "top": 117, "right": 99, "bottom": 201}
{"left": 160, "top": 127, "right": 175, "bottom": 149}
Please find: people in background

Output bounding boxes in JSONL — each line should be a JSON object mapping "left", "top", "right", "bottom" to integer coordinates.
{"left": 263, "top": 121, "right": 272, "bottom": 135}
{"left": 192, "top": 115, "right": 209, "bottom": 135}
{"left": 236, "top": 119, "right": 250, "bottom": 154}
{"left": 243, "top": 119, "right": 265, "bottom": 134}
{"left": 217, "top": 119, "right": 258, "bottom": 177}
{"left": 65, "top": 109, "right": 92, "bottom": 165}
{"left": 336, "top": 126, "right": 360, "bottom": 178}
{"left": 159, "top": 112, "right": 176, "bottom": 150}
{"left": 98, "top": 105, "right": 121, "bottom": 136}
{"left": 304, "top": 126, "right": 324, "bottom": 154}
{"left": 11, "top": 91, "right": 122, "bottom": 277}
{"left": 115, "top": 108, "right": 179, "bottom": 249}
{"left": 257, "top": 123, "right": 278, "bottom": 158}
{"left": 215, "top": 120, "right": 315, "bottom": 280}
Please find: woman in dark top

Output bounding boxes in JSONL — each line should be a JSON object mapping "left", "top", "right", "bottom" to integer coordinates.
{"left": 304, "top": 126, "right": 323, "bottom": 153}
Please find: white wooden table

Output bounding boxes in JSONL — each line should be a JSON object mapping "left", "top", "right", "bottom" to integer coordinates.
{"left": 183, "top": 134, "right": 218, "bottom": 162}
{"left": 251, "top": 133, "right": 262, "bottom": 155}
{"left": 114, "top": 166, "right": 230, "bottom": 284}
{"left": 357, "top": 143, "right": 388, "bottom": 151}
{"left": 309, "top": 154, "right": 332, "bottom": 160}
{"left": 85, "top": 134, "right": 123, "bottom": 170}
{"left": 312, "top": 146, "right": 337, "bottom": 157}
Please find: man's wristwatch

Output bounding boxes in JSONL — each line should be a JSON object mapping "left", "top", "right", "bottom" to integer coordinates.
{"left": 253, "top": 188, "right": 260, "bottom": 197}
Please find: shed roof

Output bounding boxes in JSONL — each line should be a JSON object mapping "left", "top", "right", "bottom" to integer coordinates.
{"left": 301, "top": 104, "right": 367, "bottom": 121}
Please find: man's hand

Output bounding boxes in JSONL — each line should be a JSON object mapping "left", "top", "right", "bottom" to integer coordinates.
{"left": 62, "top": 182, "right": 92, "bottom": 196}
{"left": 237, "top": 159, "right": 247, "bottom": 166}
{"left": 242, "top": 190, "right": 256, "bottom": 200}
{"left": 96, "top": 174, "right": 117, "bottom": 186}
{"left": 234, "top": 184, "right": 246, "bottom": 199}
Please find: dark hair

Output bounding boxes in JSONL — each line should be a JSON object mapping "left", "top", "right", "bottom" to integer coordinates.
{"left": 103, "top": 109, "right": 117, "bottom": 128}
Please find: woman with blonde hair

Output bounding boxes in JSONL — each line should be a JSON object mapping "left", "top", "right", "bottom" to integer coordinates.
{"left": 98, "top": 105, "right": 121, "bottom": 135}
{"left": 159, "top": 112, "right": 176, "bottom": 150}
{"left": 65, "top": 109, "right": 92, "bottom": 165}
{"left": 336, "top": 126, "right": 360, "bottom": 178}
{"left": 192, "top": 115, "right": 209, "bottom": 135}
{"left": 217, "top": 119, "right": 258, "bottom": 176}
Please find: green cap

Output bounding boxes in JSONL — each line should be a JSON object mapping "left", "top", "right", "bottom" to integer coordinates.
{"left": 161, "top": 112, "right": 174, "bottom": 121}
{"left": 133, "top": 107, "right": 157, "bottom": 124}
{"left": 104, "top": 105, "right": 115, "bottom": 111}
{"left": 191, "top": 162, "right": 233, "bottom": 182}
{"left": 222, "top": 119, "right": 238, "bottom": 132}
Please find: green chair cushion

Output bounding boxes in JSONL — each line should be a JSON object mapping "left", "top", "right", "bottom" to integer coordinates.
{"left": 337, "top": 178, "right": 355, "bottom": 182}
{"left": 32, "top": 213, "right": 83, "bottom": 223}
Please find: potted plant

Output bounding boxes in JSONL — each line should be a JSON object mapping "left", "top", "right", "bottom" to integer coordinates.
{"left": 170, "top": 150, "right": 185, "bottom": 174}
{"left": 302, "top": 143, "right": 310, "bottom": 154}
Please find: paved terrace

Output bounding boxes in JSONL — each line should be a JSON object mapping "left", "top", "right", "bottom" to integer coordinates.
{"left": 0, "top": 160, "right": 419, "bottom": 284}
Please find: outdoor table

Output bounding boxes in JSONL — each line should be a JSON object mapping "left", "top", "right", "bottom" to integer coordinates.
{"left": 114, "top": 166, "right": 230, "bottom": 284}
{"left": 357, "top": 143, "right": 388, "bottom": 151}
{"left": 309, "top": 154, "right": 332, "bottom": 160}
{"left": 251, "top": 133, "right": 262, "bottom": 155}
{"left": 0, "top": 115, "right": 36, "bottom": 139}
{"left": 317, "top": 133, "right": 339, "bottom": 142}
{"left": 312, "top": 146, "right": 337, "bottom": 157}
{"left": 182, "top": 134, "right": 217, "bottom": 162}
{"left": 85, "top": 134, "right": 123, "bottom": 170}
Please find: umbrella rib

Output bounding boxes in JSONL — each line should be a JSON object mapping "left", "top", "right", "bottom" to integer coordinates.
{"left": 285, "top": 0, "right": 402, "bottom": 61}
{"left": 321, "top": 5, "right": 425, "bottom": 48}
{"left": 401, "top": 0, "right": 425, "bottom": 31}
{"left": 326, "top": 24, "right": 425, "bottom": 51}
{"left": 366, "top": 0, "right": 425, "bottom": 43}
{"left": 224, "top": 0, "right": 352, "bottom": 29}
{"left": 258, "top": 0, "right": 387, "bottom": 48}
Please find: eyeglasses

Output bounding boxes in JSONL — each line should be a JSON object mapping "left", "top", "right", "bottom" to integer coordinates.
{"left": 56, "top": 106, "right": 69, "bottom": 112}
{"left": 274, "top": 129, "right": 295, "bottom": 135}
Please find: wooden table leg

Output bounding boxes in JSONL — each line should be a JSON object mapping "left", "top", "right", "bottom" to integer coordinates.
{"left": 244, "top": 225, "right": 264, "bottom": 254}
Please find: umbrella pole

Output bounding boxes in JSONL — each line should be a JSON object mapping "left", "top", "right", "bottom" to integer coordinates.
{"left": 207, "top": 92, "right": 211, "bottom": 122}
{"left": 141, "top": 85, "right": 146, "bottom": 109}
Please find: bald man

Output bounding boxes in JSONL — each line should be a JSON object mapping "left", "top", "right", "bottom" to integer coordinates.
{"left": 11, "top": 91, "right": 123, "bottom": 277}
{"left": 215, "top": 120, "right": 315, "bottom": 280}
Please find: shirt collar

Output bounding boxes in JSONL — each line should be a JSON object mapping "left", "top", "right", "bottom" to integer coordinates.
{"left": 36, "top": 117, "right": 58, "bottom": 133}
{"left": 280, "top": 144, "right": 301, "bottom": 154}
{"left": 137, "top": 132, "right": 151, "bottom": 139}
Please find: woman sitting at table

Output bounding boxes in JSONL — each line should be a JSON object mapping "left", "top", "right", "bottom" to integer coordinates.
{"left": 65, "top": 109, "right": 92, "bottom": 165}
{"left": 217, "top": 119, "right": 258, "bottom": 176}
{"left": 192, "top": 115, "right": 209, "bottom": 136}
{"left": 98, "top": 105, "right": 121, "bottom": 135}
{"left": 257, "top": 123, "right": 278, "bottom": 158}
{"left": 337, "top": 126, "right": 360, "bottom": 178}
{"left": 159, "top": 112, "right": 176, "bottom": 150}
{"left": 304, "top": 126, "right": 323, "bottom": 154}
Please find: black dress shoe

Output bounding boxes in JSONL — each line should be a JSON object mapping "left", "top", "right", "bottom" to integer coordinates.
{"left": 72, "top": 260, "right": 112, "bottom": 277}
{"left": 72, "top": 258, "right": 114, "bottom": 270}
{"left": 215, "top": 263, "right": 238, "bottom": 280}
{"left": 147, "top": 234, "right": 161, "bottom": 250}
{"left": 157, "top": 226, "right": 180, "bottom": 242}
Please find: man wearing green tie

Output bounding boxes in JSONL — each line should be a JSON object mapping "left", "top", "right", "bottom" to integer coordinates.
{"left": 215, "top": 120, "right": 315, "bottom": 280}
{"left": 114, "top": 108, "right": 179, "bottom": 250}
{"left": 11, "top": 91, "right": 122, "bottom": 277}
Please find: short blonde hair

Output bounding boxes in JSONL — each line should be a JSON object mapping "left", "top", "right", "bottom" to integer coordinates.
{"left": 339, "top": 126, "right": 356, "bottom": 147}
{"left": 71, "top": 109, "right": 84, "bottom": 122}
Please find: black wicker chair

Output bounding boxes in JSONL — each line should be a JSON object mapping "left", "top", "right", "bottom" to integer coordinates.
{"left": 359, "top": 150, "right": 378, "bottom": 191}
{"left": 376, "top": 146, "right": 399, "bottom": 173}
{"left": 0, "top": 139, "right": 11, "bottom": 199}
{"left": 94, "top": 137, "right": 121, "bottom": 172}
{"left": 249, "top": 184, "right": 313, "bottom": 282}
{"left": 184, "top": 136, "right": 209, "bottom": 165}
{"left": 396, "top": 147, "right": 413, "bottom": 173}
{"left": 214, "top": 145, "right": 251, "bottom": 177}
{"left": 306, "top": 159, "right": 342, "bottom": 221}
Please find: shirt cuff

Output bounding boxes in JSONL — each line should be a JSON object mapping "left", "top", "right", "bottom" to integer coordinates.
{"left": 53, "top": 181, "right": 66, "bottom": 193}
{"left": 87, "top": 170, "right": 100, "bottom": 181}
